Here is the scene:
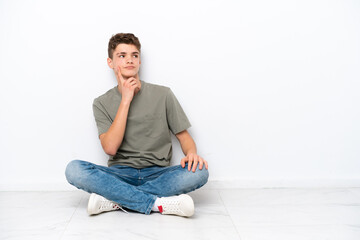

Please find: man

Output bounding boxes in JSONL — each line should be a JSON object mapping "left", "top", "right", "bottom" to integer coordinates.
{"left": 65, "top": 33, "right": 209, "bottom": 217}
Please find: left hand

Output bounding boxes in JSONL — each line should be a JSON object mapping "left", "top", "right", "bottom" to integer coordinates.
{"left": 181, "top": 153, "right": 209, "bottom": 172}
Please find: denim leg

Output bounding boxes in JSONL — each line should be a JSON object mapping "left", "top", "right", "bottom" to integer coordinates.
{"left": 65, "top": 160, "right": 156, "bottom": 214}
{"left": 137, "top": 163, "right": 209, "bottom": 197}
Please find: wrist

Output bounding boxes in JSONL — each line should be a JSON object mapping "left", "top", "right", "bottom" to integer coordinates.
{"left": 186, "top": 151, "right": 197, "bottom": 156}
{"left": 120, "top": 100, "right": 131, "bottom": 108}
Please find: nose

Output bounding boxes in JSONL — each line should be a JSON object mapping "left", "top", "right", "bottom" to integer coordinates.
{"left": 126, "top": 56, "right": 133, "bottom": 64}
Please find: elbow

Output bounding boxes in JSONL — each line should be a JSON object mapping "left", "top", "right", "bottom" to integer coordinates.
{"left": 105, "top": 150, "right": 117, "bottom": 156}
{"left": 103, "top": 146, "right": 117, "bottom": 156}
{"left": 100, "top": 133, "right": 119, "bottom": 156}
{"left": 104, "top": 148, "right": 117, "bottom": 156}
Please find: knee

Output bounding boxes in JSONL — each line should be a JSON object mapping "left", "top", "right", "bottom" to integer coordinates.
{"left": 196, "top": 167, "right": 209, "bottom": 187}
{"left": 183, "top": 165, "right": 209, "bottom": 188}
{"left": 65, "top": 160, "right": 85, "bottom": 184}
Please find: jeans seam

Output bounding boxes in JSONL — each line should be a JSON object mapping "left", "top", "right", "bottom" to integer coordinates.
{"left": 145, "top": 195, "right": 157, "bottom": 215}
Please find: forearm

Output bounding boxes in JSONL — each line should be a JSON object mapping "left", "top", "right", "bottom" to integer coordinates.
{"left": 100, "top": 100, "right": 130, "bottom": 155}
{"left": 177, "top": 130, "right": 197, "bottom": 156}
{"left": 177, "top": 130, "right": 208, "bottom": 171}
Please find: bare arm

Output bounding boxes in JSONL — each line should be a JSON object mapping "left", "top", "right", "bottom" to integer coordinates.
{"left": 176, "top": 130, "right": 209, "bottom": 172}
{"left": 100, "top": 66, "right": 140, "bottom": 156}
{"left": 99, "top": 101, "right": 130, "bottom": 155}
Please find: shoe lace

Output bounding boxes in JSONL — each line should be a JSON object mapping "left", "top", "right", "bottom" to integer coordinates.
{"left": 100, "top": 197, "right": 129, "bottom": 214}
{"left": 162, "top": 199, "right": 181, "bottom": 213}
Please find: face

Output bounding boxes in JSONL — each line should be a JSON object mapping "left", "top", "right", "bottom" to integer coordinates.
{"left": 107, "top": 43, "right": 141, "bottom": 78}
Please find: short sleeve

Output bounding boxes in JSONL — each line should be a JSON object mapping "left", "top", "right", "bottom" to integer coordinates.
{"left": 92, "top": 99, "right": 112, "bottom": 137}
{"left": 165, "top": 88, "right": 191, "bottom": 134}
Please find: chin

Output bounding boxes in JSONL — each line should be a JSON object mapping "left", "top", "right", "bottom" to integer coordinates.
{"left": 123, "top": 71, "right": 138, "bottom": 78}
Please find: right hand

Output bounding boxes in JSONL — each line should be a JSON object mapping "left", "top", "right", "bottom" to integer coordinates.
{"left": 117, "top": 66, "right": 140, "bottom": 103}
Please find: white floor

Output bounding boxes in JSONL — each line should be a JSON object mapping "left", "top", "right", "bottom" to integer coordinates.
{"left": 1, "top": 187, "right": 360, "bottom": 240}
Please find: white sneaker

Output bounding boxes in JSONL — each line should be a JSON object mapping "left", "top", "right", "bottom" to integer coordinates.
{"left": 87, "top": 193, "right": 128, "bottom": 215}
{"left": 157, "top": 194, "right": 194, "bottom": 217}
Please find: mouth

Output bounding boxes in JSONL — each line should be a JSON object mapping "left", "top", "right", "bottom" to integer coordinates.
{"left": 124, "top": 66, "right": 135, "bottom": 70}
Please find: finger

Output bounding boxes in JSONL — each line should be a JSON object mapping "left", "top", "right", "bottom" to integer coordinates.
{"left": 187, "top": 155, "right": 193, "bottom": 171}
{"left": 130, "top": 80, "right": 138, "bottom": 86}
{"left": 192, "top": 155, "right": 199, "bottom": 172}
{"left": 204, "top": 160, "right": 209, "bottom": 170}
{"left": 180, "top": 157, "right": 187, "bottom": 168}
{"left": 192, "top": 159, "right": 198, "bottom": 172}
{"left": 127, "top": 77, "right": 136, "bottom": 82}
{"left": 126, "top": 78, "right": 140, "bottom": 87}
{"left": 199, "top": 157, "right": 204, "bottom": 170}
{"left": 117, "top": 66, "right": 125, "bottom": 83}
{"left": 127, "top": 78, "right": 138, "bottom": 87}
{"left": 135, "top": 80, "right": 141, "bottom": 92}
{"left": 124, "top": 78, "right": 137, "bottom": 88}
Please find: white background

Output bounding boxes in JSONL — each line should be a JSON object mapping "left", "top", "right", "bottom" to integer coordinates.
{"left": 0, "top": 0, "right": 359, "bottom": 190}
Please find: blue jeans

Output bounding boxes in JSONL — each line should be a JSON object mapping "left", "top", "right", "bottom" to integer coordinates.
{"left": 65, "top": 160, "right": 209, "bottom": 215}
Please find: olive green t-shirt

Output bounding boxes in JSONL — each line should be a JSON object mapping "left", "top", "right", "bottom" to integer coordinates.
{"left": 92, "top": 81, "right": 191, "bottom": 168}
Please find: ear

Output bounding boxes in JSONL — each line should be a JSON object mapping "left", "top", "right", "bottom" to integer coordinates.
{"left": 107, "top": 57, "right": 114, "bottom": 69}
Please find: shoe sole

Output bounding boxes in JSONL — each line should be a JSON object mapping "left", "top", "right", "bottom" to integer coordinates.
{"left": 180, "top": 194, "right": 195, "bottom": 217}
{"left": 87, "top": 193, "right": 99, "bottom": 215}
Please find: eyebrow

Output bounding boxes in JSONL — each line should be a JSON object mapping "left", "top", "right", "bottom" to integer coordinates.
{"left": 116, "top": 52, "right": 139, "bottom": 55}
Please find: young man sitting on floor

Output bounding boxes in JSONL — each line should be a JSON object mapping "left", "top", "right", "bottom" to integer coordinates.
{"left": 65, "top": 33, "right": 209, "bottom": 217}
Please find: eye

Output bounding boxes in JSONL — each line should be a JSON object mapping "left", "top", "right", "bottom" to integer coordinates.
{"left": 119, "top": 55, "right": 125, "bottom": 58}
{"left": 133, "top": 55, "right": 138, "bottom": 58}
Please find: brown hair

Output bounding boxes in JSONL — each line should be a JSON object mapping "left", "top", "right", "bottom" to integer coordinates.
{"left": 108, "top": 33, "right": 141, "bottom": 59}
